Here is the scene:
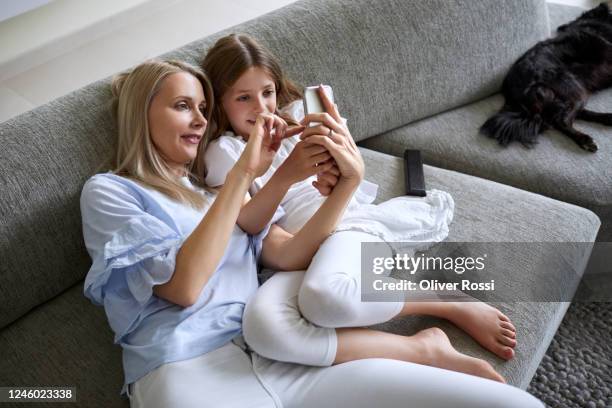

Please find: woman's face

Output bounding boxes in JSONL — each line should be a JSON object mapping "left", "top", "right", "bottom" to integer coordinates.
{"left": 148, "top": 72, "right": 207, "bottom": 176}
{"left": 221, "top": 66, "right": 277, "bottom": 140}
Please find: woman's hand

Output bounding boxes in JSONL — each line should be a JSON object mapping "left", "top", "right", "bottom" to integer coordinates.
{"left": 234, "top": 113, "right": 304, "bottom": 180}
{"left": 300, "top": 99, "right": 364, "bottom": 185}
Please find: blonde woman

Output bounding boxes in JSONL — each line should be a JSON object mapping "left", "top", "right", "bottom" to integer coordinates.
{"left": 81, "top": 59, "right": 543, "bottom": 407}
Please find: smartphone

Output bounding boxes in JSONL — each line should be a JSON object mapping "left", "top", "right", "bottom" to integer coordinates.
{"left": 303, "top": 85, "right": 334, "bottom": 126}
{"left": 404, "top": 149, "right": 427, "bottom": 197}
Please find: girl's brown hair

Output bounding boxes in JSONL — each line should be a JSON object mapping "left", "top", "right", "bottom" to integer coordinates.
{"left": 201, "top": 34, "right": 302, "bottom": 143}
{"left": 111, "top": 59, "right": 214, "bottom": 209}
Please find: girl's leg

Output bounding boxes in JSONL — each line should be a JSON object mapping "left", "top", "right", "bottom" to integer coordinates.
{"left": 298, "top": 230, "right": 517, "bottom": 360}
{"left": 253, "top": 353, "right": 544, "bottom": 408}
{"left": 397, "top": 301, "right": 517, "bottom": 360}
{"left": 243, "top": 270, "right": 503, "bottom": 382}
{"left": 243, "top": 271, "right": 337, "bottom": 367}
{"left": 298, "top": 231, "right": 404, "bottom": 328}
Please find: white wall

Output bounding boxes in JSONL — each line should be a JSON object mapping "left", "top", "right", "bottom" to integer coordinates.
{"left": 0, "top": 0, "right": 53, "bottom": 22}
{"left": 0, "top": 0, "right": 170, "bottom": 81}
{"left": 548, "top": 0, "right": 600, "bottom": 7}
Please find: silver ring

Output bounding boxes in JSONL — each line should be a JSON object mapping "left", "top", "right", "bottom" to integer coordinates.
{"left": 328, "top": 128, "right": 333, "bottom": 137}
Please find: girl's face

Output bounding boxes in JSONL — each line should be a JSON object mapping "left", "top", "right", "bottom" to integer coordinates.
{"left": 148, "top": 72, "right": 207, "bottom": 175}
{"left": 221, "top": 66, "right": 277, "bottom": 139}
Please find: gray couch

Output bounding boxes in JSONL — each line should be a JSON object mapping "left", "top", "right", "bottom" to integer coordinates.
{"left": 0, "top": 0, "right": 603, "bottom": 406}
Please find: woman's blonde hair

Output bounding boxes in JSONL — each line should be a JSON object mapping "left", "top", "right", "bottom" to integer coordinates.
{"left": 110, "top": 59, "right": 214, "bottom": 209}
{"left": 202, "top": 34, "right": 302, "bottom": 143}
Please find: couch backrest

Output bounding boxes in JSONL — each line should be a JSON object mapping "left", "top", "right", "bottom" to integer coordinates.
{"left": 0, "top": 0, "right": 549, "bottom": 329}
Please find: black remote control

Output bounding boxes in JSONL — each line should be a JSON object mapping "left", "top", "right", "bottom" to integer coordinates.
{"left": 404, "top": 149, "right": 426, "bottom": 197}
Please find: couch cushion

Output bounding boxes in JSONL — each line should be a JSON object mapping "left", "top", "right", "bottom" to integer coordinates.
{"left": 359, "top": 88, "right": 612, "bottom": 241}
{"left": 0, "top": 284, "right": 128, "bottom": 407}
{"left": 359, "top": 147, "right": 600, "bottom": 389}
{"left": 0, "top": 0, "right": 551, "bottom": 330}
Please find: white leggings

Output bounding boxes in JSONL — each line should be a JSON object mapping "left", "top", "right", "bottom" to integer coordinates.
{"left": 297, "top": 230, "right": 404, "bottom": 328}
{"left": 244, "top": 231, "right": 404, "bottom": 368}
{"left": 130, "top": 271, "right": 543, "bottom": 408}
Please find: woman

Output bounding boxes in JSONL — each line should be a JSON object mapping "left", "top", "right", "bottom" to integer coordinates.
{"left": 81, "top": 59, "right": 543, "bottom": 407}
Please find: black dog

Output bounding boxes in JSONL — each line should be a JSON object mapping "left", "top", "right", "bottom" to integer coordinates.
{"left": 480, "top": 3, "right": 612, "bottom": 152}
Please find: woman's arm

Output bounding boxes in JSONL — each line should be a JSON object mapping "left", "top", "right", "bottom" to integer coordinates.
{"left": 153, "top": 114, "right": 279, "bottom": 307}
{"left": 154, "top": 167, "right": 254, "bottom": 307}
{"left": 236, "top": 170, "right": 291, "bottom": 234}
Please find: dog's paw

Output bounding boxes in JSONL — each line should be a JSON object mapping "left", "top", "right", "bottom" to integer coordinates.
{"left": 581, "top": 140, "right": 598, "bottom": 153}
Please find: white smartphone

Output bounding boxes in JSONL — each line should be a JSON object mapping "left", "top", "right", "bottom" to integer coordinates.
{"left": 303, "top": 85, "right": 334, "bottom": 119}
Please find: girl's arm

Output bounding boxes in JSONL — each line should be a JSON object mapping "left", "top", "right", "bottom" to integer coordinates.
{"left": 260, "top": 177, "right": 359, "bottom": 270}
{"left": 261, "top": 108, "right": 365, "bottom": 270}
{"left": 237, "top": 137, "right": 332, "bottom": 234}
{"left": 153, "top": 114, "right": 278, "bottom": 307}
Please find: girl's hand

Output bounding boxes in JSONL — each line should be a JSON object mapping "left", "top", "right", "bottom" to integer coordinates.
{"left": 309, "top": 85, "right": 343, "bottom": 196}
{"left": 300, "top": 94, "right": 364, "bottom": 184}
{"left": 276, "top": 141, "right": 334, "bottom": 186}
{"left": 313, "top": 164, "right": 340, "bottom": 196}
{"left": 235, "top": 113, "right": 303, "bottom": 180}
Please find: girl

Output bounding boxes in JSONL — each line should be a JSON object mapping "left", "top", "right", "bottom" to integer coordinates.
{"left": 202, "top": 34, "right": 519, "bottom": 368}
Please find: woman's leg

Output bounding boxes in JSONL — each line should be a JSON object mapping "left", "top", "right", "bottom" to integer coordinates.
{"left": 253, "top": 353, "right": 544, "bottom": 408}
{"left": 129, "top": 341, "right": 280, "bottom": 408}
{"left": 243, "top": 270, "right": 503, "bottom": 382}
{"left": 298, "top": 230, "right": 517, "bottom": 360}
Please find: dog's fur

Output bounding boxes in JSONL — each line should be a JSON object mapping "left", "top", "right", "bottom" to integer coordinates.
{"left": 480, "top": 2, "right": 612, "bottom": 152}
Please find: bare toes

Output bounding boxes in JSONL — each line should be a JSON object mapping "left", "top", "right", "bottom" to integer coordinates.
{"left": 501, "top": 346, "right": 515, "bottom": 360}
{"left": 501, "top": 328, "right": 516, "bottom": 339}
{"left": 498, "top": 335, "right": 517, "bottom": 348}
{"left": 500, "top": 321, "right": 516, "bottom": 332}
{"left": 497, "top": 313, "right": 510, "bottom": 322}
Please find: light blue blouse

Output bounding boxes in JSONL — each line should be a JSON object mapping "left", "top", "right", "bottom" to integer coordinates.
{"left": 80, "top": 173, "right": 283, "bottom": 395}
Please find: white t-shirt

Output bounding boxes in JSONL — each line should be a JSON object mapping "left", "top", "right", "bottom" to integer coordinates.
{"left": 204, "top": 101, "right": 377, "bottom": 233}
{"left": 204, "top": 100, "right": 455, "bottom": 245}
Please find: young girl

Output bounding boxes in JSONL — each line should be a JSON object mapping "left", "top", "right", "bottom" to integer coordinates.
{"left": 201, "top": 34, "right": 519, "bottom": 373}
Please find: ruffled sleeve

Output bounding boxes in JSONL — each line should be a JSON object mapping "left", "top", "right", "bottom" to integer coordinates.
{"left": 80, "top": 175, "right": 183, "bottom": 340}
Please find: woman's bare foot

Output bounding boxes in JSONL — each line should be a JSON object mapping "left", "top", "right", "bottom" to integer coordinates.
{"left": 400, "top": 301, "right": 517, "bottom": 360}
{"left": 410, "top": 327, "right": 506, "bottom": 383}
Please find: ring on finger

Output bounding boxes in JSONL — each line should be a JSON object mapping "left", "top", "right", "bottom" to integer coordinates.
{"left": 328, "top": 128, "right": 333, "bottom": 137}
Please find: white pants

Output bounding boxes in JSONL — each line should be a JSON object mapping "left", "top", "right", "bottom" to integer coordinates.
{"left": 130, "top": 335, "right": 543, "bottom": 408}
{"left": 129, "top": 232, "right": 543, "bottom": 407}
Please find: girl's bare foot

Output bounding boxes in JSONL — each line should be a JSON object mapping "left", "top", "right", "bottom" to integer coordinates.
{"left": 442, "top": 302, "right": 517, "bottom": 360}
{"left": 400, "top": 301, "right": 517, "bottom": 360}
{"left": 411, "top": 327, "right": 506, "bottom": 383}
